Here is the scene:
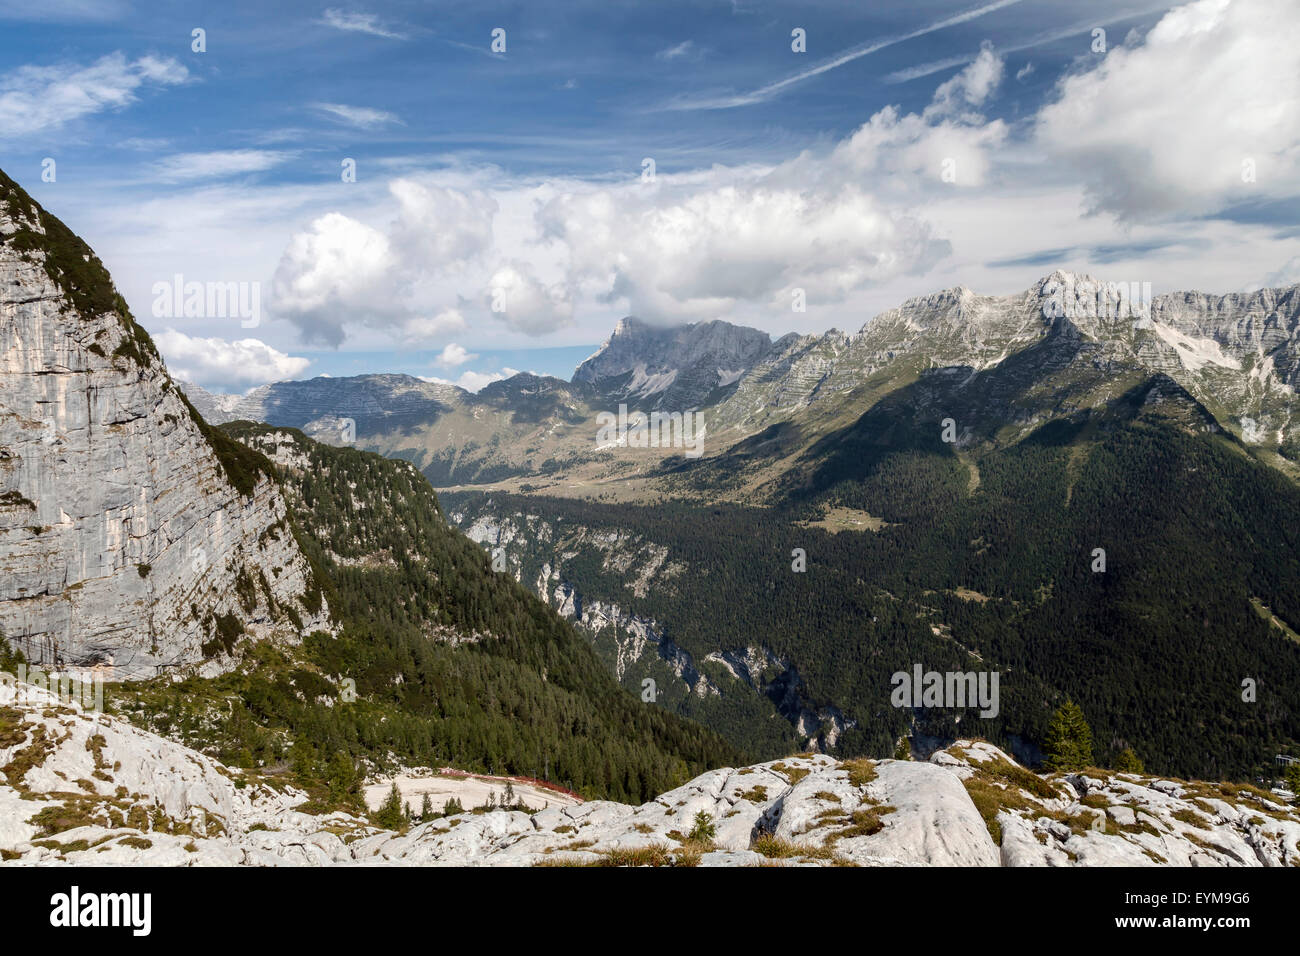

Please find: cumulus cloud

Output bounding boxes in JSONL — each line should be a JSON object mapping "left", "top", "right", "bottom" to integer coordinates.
{"left": 272, "top": 179, "right": 497, "bottom": 345}
{"left": 539, "top": 179, "right": 946, "bottom": 322}
{"left": 272, "top": 212, "right": 395, "bottom": 345}
{"left": 400, "top": 309, "right": 468, "bottom": 343}
{"left": 485, "top": 262, "right": 573, "bottom": 335}
{"left": 388, "top": 180, "right": 497, "bottom": 271}
{"left": 1036, "top": 0, "right": 1300, "bottom": 219}
{"left": 927, "top": 43, "right": 1003, "bottom": 119}
{"left": 434, "top": 343, "right": 476, "bottom": 367}
{"left": 155, "top": 330, "right": 310, "bottom": 389}
{"left": 533, "top": 56, "right": 1005, "bottom": 322}
{"left": 0, "top": 52, "right": 186, "bottom": 139}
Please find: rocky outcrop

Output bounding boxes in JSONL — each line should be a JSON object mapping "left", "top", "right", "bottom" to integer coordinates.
{"left": 0, "top": 170, "right": 328, "bottom": 679}
{"left": 3, "top": 677, "right": 1294, "bottom": 866}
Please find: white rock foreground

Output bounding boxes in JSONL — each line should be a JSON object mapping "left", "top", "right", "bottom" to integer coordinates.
{"left": 1, "top": 680, "right": 1297, "bottom": 867}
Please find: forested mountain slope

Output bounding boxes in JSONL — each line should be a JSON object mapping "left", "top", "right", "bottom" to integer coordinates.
{"left": 108, "top": 423, "right": 737, "bottom": 806}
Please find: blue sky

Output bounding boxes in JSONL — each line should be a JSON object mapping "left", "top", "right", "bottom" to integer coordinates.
{"left": 2, "top": 0, "right": 1298, "bottom": 391}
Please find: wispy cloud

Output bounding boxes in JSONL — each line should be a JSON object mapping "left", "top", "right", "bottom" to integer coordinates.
{"left": 319, "top": 8, "right": 406, "bottom": 40}
{"left": 662, "top": 0, "right": 1024, "bottom": 110}
{"left": 0, "top": 52, "right": 187, "bottom": 139}
{"left": 153, "top": 150, "right": 292, "bottom": 182}
{"left": 656, "top": 40, "right": 698, "bottom": 61}
{"left": 311, "top": 102, "right": 402, "bottom": 129}
{"left": 883, "top": 7, "right": 1176, "bottom": 85}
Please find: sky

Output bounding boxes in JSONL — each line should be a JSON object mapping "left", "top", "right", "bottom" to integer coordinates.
{"left": 2, "top": 0, "right": 1298, "bottom": 392}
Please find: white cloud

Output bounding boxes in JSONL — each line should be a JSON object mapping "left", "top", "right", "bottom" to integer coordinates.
{"left": 1257, "top": 256, "right": 1300, "bottom": 290}
{"left": 311, "top": 102, "right": 401, "bottom": 129}
{"left": 420, "top": 368, "right": 516, "bottom": 392}
{"left": 434, "top": 343, "right": 476, "bottom": 367}
{"left": 388, "top": 179, "right": 497, "bottom": 271}
{"left": 534, "top": 59, "right": 1006, "bottom": 322}
{"left": 153, "top": 150, "right": 292, "bottom": 182}
{"left": 155, "top": 330, "right": 310, "bottom": 388}
{"left": 272, "top": 212, "right": 396, "bottom": 345}
{"left": 656, "top": 41, "right": 698, "bottom": 61}
{"left": 319, "top": 8, "right": 406, "bottom": 40}
{"left": 1036, "top": 0, "right": 1300, "bottom": 219}
{"left": 272, "top": 178, "right": 498, "bottom": 344}
{"left": 0, "top": 52, "right": 186, "bottom": 139}
{"left": 400, "top": 309, "right": 469, "bottom": 343}
{"left": 927, "top": 43, "right": 1003, "bottom": 118}
{"left": 454, "top": 369, "right": 508, "bottom": 392}
{"left": 486, "top": 262, "right": 574, "bottom": 335}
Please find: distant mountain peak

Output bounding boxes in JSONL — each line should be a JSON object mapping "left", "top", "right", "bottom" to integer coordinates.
{"left": 574, "top": 315, "right": 772, "bottom": 408}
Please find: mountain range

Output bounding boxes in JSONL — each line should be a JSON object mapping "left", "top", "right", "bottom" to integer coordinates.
{"left": 180, "top": 268, "right": 1300, "bottom": 780}
{"left": 2, "top": 163, "right": 1298, "bottom": 867}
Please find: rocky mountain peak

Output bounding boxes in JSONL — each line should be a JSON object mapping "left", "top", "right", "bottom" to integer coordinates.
{"left": 574, "top": 315, "right": 773, "bottom": 408}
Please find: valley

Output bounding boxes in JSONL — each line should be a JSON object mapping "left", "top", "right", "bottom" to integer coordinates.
{"left": 184, "top": 274, "right": 1300, "bottom": 783}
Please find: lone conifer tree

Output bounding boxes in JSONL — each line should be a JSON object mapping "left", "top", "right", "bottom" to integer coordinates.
{"left": 374, "top": 781, "right": 406, "bottom": 830}
{"left": 1043, "top": 700, "right": 1094, "bottom": 772}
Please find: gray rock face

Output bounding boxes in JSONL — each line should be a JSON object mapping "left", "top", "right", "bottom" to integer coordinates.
{"left": 0, "top": 176, "right": 328, "bottom": 679}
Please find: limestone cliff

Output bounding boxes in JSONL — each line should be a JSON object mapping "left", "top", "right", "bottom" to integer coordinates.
{"left": 0, "top": 169, "right": 329, "bottom": 679}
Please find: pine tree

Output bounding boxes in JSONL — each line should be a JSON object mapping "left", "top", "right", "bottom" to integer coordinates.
{"left": 893, "top": 737, "right": 912, "bottom": 761}
{"left": 1042, "top": 700, "right": 1094, "bottom": 772}
{"left": 420, "top": 793, "right": 433, "bottom": 821}
{"left": 688, "top": 811, "right": 716, "bottom": 843}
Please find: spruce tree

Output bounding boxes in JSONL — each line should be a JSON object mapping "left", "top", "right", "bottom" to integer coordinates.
{"left": 374, "top": 782, "right": 406, "bottom": 830}
{"left": 1043, "top": 700, "right": 1094, "bottom": 772}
